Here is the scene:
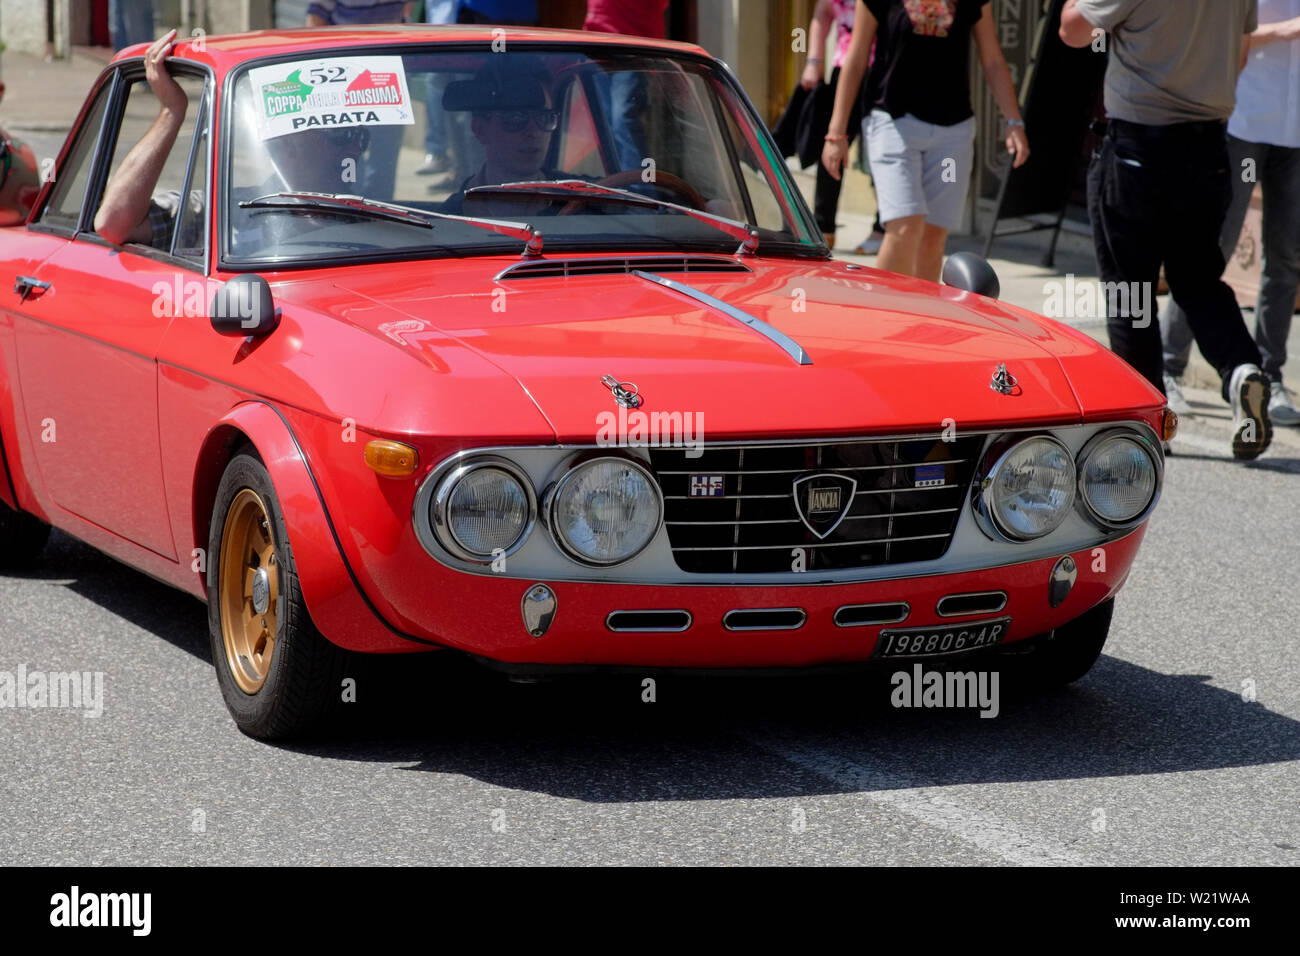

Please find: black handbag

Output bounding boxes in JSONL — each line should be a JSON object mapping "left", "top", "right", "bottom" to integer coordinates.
{"left": 772, "top": 75, "right": 852, "bottom": 171}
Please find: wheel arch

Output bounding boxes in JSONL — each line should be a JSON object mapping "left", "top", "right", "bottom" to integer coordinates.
{"left": 194, "top": 402, "right": 430, "bottom": 653}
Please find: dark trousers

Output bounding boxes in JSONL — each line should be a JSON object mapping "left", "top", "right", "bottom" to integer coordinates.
{"left": 813, "top": 67, "right": 863, "bottom": 234}
{"left": 1163, "top": 136, "right": 1300, "bottom": 384}
{"left": 1087, "top": 118, "right": 1262, "bottom": 401}
{"left": 457, "top": 8, "right": 538, "bottom": 25}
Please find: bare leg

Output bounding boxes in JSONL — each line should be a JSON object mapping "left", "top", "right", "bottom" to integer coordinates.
{"left": 877, "top": 214, "right": 926, "bottom": 277}
{"left": 917, "top": 223, "right": 949, "bottom": 283}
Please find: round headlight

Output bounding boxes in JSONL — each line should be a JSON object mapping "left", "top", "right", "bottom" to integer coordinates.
{"left": 549, "top": 457, "right": 662, "bottom": 565}
{"left": 1079, "top": 434, "right": 1157, "bottom": 526}
{"left": 981, "top": 437, "right": 1076, "bottom": 540}
{"left": 434, "top": 461, "right": 533, "bottom": 560}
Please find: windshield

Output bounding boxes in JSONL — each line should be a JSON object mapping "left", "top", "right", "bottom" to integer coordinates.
{"left": 224, "top": 46, "right": 820, "bottom": 264}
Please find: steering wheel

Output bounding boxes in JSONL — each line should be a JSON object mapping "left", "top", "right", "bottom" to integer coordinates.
{"left": 558, "top": 169, "right": 707, "bottom": 215}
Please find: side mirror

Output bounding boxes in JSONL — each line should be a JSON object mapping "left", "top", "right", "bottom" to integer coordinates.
{"left": 942, "top": 252, "right": 1000, "bottom": 300}
{"left": 209, "top": 274, "right": 279, "bottom": 337}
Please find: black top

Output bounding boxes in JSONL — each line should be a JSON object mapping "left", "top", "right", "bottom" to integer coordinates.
{"left": 863, "top": 0, "right": 991, "bottom": 127}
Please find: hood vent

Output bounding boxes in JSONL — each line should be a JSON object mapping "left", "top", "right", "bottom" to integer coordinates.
{"left": 494, "top": 255, "right": 752, "bottom": 281}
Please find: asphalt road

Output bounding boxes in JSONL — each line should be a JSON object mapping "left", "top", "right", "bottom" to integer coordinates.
{"left": 1, "top": 381, "right": 1297, "bottom": 866}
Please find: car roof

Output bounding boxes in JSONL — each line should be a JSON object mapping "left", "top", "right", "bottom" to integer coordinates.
{"left": 112, "top": 24, "right": 710, "bottom": 75}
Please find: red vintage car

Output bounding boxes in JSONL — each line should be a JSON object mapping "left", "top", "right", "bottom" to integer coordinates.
{"left": 0, "top": 26, "right": 1172, "bottom": 738}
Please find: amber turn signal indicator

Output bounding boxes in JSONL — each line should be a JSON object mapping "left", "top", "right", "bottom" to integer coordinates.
{"left": 364, "top": 440, "right": 419, "bottom": 477}
{"left": 1162, "top": 408, "right": 1178, "bottom": 442}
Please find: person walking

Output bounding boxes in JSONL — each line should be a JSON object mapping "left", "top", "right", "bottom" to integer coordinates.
{"left": 457, "top": 0, "right": 539, "bottom": 25}
{"left": 801, "top": 0, "right": 864, "bottom": 250}
{"left": 583, "top": 0, "right": 669, "bottom": 170}
{"left": 414, "top": 0, "right": 463, "bottom": 178}
{"left": 306, "top": 0, "right": 409, "bottom": 26}
{"left": 1159, "top": 0, "right": 1300, "bottom": 427}
{"left": 109, "top": 0, "right": 155, "bottom": 50}
{"left": 1062, "top": 0, "right": 1273, "bottom": 460}
{"left": 584, "top": 0, "right": 668, "bottom": 37}
{"left": 821, "top": 0, "right": 1028, "bottom": 282}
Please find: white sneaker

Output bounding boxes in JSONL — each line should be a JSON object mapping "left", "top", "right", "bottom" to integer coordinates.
{"left": 1228, "top": 363, "right": 1272, "bottom": 460}
{"left": 1267, "top": 380, "right": 1300, "bottom": 426}
{"left": 854, "top": 230, "right": 885, "bottom": 255}
{"left": 1162, "top": 373, "right": 1191, "bottom": 416}
{"left": 415, "top": 152, "right": 450, "bottom": 176}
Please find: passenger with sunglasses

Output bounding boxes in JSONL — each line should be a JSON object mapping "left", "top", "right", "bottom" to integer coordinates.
{"left": 440, "top": 62, "right": 573, "bottom": 217}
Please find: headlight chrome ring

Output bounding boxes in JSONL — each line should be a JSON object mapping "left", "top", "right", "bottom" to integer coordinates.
{"left": 545, "top": 456, "right": 664, "bottom": 566}
{"left": 1075, "top": 428, "right": 1162, "bottom": 531}
{"left": 972, "top": 435, "right": 1077, "bottom": 542}
{"left": 428, "top": 456, "right": 537, "bottom": 563}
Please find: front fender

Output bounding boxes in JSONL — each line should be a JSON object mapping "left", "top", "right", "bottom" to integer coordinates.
{"left": 202, "top": 402, "right": 438, "bottom": 653}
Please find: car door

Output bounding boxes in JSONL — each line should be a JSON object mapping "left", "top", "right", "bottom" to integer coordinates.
{"left": 11, "top": 65, "right": 210, "bottom": 561}
{"left": 0, "top": 73, "right": 115, "bottom": 520}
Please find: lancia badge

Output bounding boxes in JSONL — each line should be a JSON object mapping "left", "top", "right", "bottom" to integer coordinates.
{"left": 792, "top": 473, "right": 856, "bottom": 539}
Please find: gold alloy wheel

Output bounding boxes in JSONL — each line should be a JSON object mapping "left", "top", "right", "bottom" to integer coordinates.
{"left": 219, "top": 488, "right": 281, "bottom": 694}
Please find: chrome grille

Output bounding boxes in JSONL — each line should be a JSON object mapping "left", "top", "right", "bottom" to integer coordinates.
{"left": 649, "top": 437, "right": 983, "bottom": 573}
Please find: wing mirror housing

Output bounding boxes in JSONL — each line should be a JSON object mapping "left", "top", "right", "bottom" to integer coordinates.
{"left": 942, "top": 252, "right": 1001, "bottom": 300}
{"left": 209, "top": 274, "right": 279, "bottom": 337}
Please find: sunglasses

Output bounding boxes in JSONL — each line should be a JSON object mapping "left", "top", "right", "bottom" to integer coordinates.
{"left": 491, "top": 109, "right": 559, "bottom": 133}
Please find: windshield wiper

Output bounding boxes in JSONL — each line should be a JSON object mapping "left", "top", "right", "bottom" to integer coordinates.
{"left": 462, "top": 179, "right": 760, "bottom": 255}
{"left": 238, "top": 192, "right": 544, "bottom": 257}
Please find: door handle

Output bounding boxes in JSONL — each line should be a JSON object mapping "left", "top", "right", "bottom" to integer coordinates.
{"left": 14, "top": 276, "right": 51, "bottom": 302}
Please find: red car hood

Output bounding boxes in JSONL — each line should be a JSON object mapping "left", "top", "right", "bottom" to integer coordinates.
{"left": 297, "top": 257, "right": 1158, "bottom": 442}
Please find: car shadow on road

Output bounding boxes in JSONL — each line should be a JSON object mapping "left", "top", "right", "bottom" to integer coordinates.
{"left": 23, "top": 530, "right": 1300, "bottom": 800}
{"left": 282, "top": 647, "right": 1300, "bottom": 801}
{"left": 15, "top": 529, "right": 213, "bottom": 664}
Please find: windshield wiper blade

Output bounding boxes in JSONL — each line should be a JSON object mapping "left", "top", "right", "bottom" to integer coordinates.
{"left": 463, "top": 179, "right": 760, "bottom": 255}
{"left": 238, "top": 192, "right": 544, "bottom": 257}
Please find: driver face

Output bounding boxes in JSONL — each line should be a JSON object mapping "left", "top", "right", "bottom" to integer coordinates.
{"left": 265, "top": 127, "right": 369, "bottom": 194}
{"left": 470, "top": 88, "right": 557, "bottom": 183}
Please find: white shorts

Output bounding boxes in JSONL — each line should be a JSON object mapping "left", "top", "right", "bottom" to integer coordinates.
{"left": 864, "top": 109, "right": 976, "bottom": 231}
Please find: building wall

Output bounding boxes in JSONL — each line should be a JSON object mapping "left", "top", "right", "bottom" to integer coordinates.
{"left": 1, "top": 0, "right": 50, "bottom": 55}
{"left": 695, "top": 0, "right": 773, "bottom": 118}
{"left": 273, "top": 0, "right": 308, "bottom": 28}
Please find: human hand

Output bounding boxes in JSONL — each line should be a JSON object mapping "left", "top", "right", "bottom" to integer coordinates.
{"left": 1006, "top": 124, "right": 1029, "bottom": 168}
{"left": 145, "top": 29, "right": 187, "bottom": 119}
{"left": 801, "top": 62, "right": 822, "bottom": 90}
{"left": 821, "top": 137, "right": 847, "bottom": 181}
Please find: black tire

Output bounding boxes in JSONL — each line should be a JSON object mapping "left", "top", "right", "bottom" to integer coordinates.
{"left": 207, "top": 451, "right": 350, "bottom": 739}
{"left": 1014, "top": 598, "right": 1114, "bottom": 689}
{"left": 0, "top": 497, "right": 51, "bottom": 570}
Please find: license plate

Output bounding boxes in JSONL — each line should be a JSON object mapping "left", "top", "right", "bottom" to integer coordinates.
{"left": 874, "top": 618, "right": 1010, "bottom": 659}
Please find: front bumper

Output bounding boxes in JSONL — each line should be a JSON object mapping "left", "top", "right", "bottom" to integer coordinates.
{"left": 407, "top": 527, "right": 1144, "bottom": 668}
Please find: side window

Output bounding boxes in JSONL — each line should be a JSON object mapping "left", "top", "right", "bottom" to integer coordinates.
{"left": 38, "top": 80, "right": 112, "bottom": 231}
{"left": 171, "top": 93, "right": 209, "bottom": 262}
{"left": 716, "top": 98, "right": 785, "bottom": 233}
{"left": 95, "top": 73, "right": 206, "bottom": 252}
